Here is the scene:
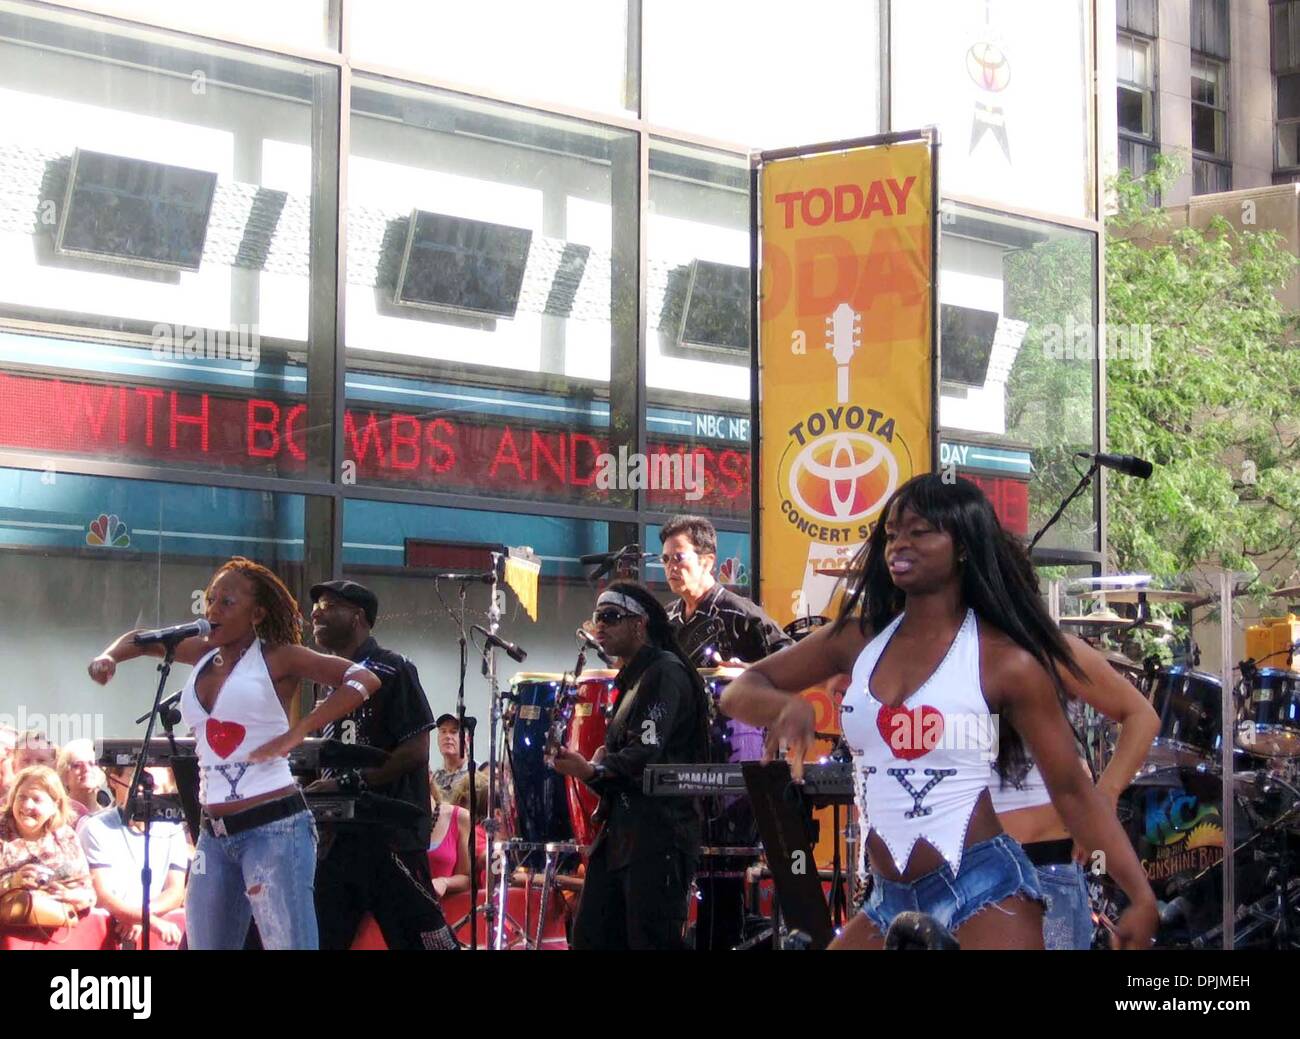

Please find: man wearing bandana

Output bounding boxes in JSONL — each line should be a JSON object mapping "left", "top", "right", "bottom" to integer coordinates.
{"left": 551, "top": 581, "right": 710, "bottom": 950}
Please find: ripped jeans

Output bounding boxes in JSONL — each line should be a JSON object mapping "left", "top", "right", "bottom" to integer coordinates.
{"left": 862, "top": 833, "right": 1047, "bottom": 937}
{"left": 186, "top": 809, "right": 319, "bottom": 950}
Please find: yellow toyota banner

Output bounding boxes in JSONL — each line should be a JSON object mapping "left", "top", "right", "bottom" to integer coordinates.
{"left": 758, "top": 138, "right": 935, "bottom": 626}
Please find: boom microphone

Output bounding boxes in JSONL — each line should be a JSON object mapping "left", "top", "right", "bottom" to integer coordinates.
{"left": 575, "top": 628, "right": 613, "bottom": 667}
{"left": 472, "top": 625, "right": 527, "bottom": 663}
{"left": 133, "top": 619, "right": 211, "bottom": 646}
{"left": 1076, "top": 452, "right": 1155, "bottom": 480}
{"left": 433, "top": 571, "right": 496, "bottom": 584}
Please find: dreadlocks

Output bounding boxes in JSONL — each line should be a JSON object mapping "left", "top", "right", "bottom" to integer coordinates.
{"left": 210, "top": 557, "right": 303, "bottom": 647}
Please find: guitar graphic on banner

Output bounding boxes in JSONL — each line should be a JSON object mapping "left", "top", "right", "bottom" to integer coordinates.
{"left": 825, "top": 301, "right": 862, "bottom": 406}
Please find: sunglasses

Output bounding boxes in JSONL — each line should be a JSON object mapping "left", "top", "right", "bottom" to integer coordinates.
{"left": 592, "top": 608, "right": 637, "bottom": 626}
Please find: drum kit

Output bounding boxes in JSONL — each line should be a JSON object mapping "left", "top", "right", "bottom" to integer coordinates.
{"left": 1061, "top": 580, "right": 1300, "bottom": 948}
{"left": 489, "top": 652, "right": 766, "bottom": 948}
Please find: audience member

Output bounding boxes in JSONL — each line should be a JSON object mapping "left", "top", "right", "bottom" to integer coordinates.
{"left": 0, "top": 766, "right": 95, "bottom": 929}
{"left": 77, "top": 766, "right": 187, "bottom": 946}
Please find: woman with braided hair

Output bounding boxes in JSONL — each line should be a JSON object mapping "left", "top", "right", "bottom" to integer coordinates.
{"left": 551, "top": 580, "right": 710, "bottom": 949}
{"left": 87, "top": 557, "right": 381, "bottom": 949}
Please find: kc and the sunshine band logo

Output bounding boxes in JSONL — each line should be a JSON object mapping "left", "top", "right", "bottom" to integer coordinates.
{"left": 777, "top": 301, "right": 909, "bottom": 546}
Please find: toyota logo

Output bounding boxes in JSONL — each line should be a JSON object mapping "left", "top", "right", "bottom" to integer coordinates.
{"left": 966, "top": 41, "right": 1011, "bottom": 93}
{"left": 788, "top": 432, "right": 898, "bottom": 523}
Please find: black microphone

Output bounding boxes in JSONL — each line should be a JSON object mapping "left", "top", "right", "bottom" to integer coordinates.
{"left": 95, "top": 788, "right": 113, "bottom": 808}
{"left": 433, "top": 571, "right": 496, "bottom": 583}
{"left": 1076, "top": 452, "right": 1155, "bottom": 479}
{"left": 133, "top": 619, "right": 212, "bottom": 646}
{"left": 579, "top": 544, "right": 640, "bottom": 566}
{"left": 472, "top": 624, "right": 527, "bottom": 663}
{"left": 575, "top": 628, "right": 613, "bottom": 667}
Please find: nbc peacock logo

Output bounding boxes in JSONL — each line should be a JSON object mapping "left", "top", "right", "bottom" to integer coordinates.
{"left": 86, "top": 513, "right": 130, "bottom": 548}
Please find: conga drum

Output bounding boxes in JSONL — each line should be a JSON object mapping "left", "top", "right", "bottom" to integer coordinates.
{"left": 506, "top": 673, "right": 574, "bottom": 862}
{"left": 564, "top": 669, "right": 619, "bottom": 848}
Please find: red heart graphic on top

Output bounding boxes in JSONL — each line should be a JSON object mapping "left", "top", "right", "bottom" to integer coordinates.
{"left": 205, "top": 718, "right": 247, "bottom": 759}
{"left": 876, "top": 704, "right": 945, "bottom": 760}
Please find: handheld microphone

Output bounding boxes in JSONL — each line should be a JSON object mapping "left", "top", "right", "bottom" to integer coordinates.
{"left": 95, "top": 788, "right": 113, "bottom": 808}
{"left": 1075, "top": 452, "right": 1155, "bottom": 479}
{"left": 575, "top": 628, "right": 613, "bottom": 667}
{"left": 133, "top": 619, "right": 211, "bottom": 646}
{"left": 472, "top": 625, "right": 527, "bottom": 663}
{"left": 433, "top": 571, "right": 496, "bottom": 584}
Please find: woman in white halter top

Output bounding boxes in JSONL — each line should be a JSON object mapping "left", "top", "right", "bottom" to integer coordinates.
{"left": 722, "top": 474, "right": 1159, "bottom": 950}
{"left": 88, "top": 557, "right": 381, "bottom": 950}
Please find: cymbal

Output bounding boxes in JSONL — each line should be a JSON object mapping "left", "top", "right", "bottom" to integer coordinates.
{"left": 814, "top": 567, "right": 852, "bottom": 577}
{"left": 1079, "top": 588, "right": 1203, "bottom": 605}
{"left": 1070, "top": 574, "right": 1153, "bottom": 588}
{"left": 1059, "top": 612, "right": 1172, "bottom": 633}
{"left": 1269, "top": 585, "right": 1300, "bottom": 599}
{"left": 1102, "top": 651, "right": 1145, "bottom": 678}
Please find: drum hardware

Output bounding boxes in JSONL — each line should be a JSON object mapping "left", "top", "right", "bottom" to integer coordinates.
{"left": 1269, "top": 585, "right": 1300, "bottom": 600}
{"left": 1059, "top": 612, "right": 1172, "bottom": 634}
{"left": 1235, "top": 664, "right": 1300, "bottom": 759}
{"left": 784, "top": 615, "right": 830, "bottom": 641}
{"left": 499, "top": 839, "right": 583, "bottom": 950}
{"left": 1079, "top": 587, "right": 1207, "bottom": 606}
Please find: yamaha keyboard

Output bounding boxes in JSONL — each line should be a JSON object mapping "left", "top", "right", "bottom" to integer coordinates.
{"left": 96, "top": 737, "right": 388, "bottom": 772}
{"left": 643, "top": 762, "right": 854, "bottom": 804}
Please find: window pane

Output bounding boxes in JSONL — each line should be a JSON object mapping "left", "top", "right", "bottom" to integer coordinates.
{"left": 1279, "top": 74, "right": 1300, "bottom": 120}
{"left": 1192, "top": 103, "right": 1226, "bottom": 155}
{"left": 1118, "top": 85, "right": 1151, "bottom": 136}
{"left": 0, "top": 4, "right": 332, "bottom": 481}
{"left": 644, "top": 0, "right": 881, "bottom": 148}
{"left": 341, "top": 498, "right": 611, "bottom": 760}
{"left": 1117, "top": 34, "right": 1151, "bottom": 88}
{"left": 351, "top": 0, "right": 632, "bottom": 117}
{"left": 1279, "top": 122, "right": 1300, "bottom": 168}
{"left": 69, "top": 0, "right": 331, "bottom": 50}
{"left": 1192, "top": 58, "right": 1223, "bottom": 106}
{"left": 892, "top": 0, "right": 1093, "bottom": 218}
{"left": 939, "top": 205, "right": 1098, "bottom": 552}
{"left": 0, "top": 466, "right": 311, "bottom": 739}
{"left": 1192, "top": 0, "right": 1230, "bottom": 59}
{"left": 344, "top": 77, "right": 638, "bottom": 508}
{"left": 1117, "top": 0, "right": 1157, "bottom": 37}
{"left": 646, "top": 141, "right": 751, "bottom": 523}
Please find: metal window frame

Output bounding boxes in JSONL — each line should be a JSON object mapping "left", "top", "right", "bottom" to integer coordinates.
{"left": 0, "top": 0, "right": 1108, "bottom": 584}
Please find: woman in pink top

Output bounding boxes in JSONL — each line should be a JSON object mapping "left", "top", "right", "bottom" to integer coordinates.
{"left": 88, "top": 557, "right": 381, "bottom": 949}
{"left": 722, "top": 474, "right": 1159, "bottom": 950}
{"left": 427, "top": 784, "right": 471, "bottom": 897}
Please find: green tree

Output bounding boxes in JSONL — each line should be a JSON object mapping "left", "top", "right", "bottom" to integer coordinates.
{"left": 1105, "top": 158, "right": 1300, "bottom": 590}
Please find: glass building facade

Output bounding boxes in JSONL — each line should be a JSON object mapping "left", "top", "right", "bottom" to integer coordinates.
{"left": 0, "top": 1, "right": 1103, "bottom": 751}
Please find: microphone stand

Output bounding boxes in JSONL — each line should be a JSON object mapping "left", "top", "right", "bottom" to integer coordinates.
{"left": 123, "top": 638, "right": 182, "bottom": 952}
{"left": 1029, "top": 459, "right": 1099, "bottom": 553}
{"left": 483, "top": 551, "right": 508, "bottom": 950}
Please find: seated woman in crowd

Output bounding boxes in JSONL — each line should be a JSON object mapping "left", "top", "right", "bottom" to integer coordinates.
{"left": 56, "top": 739, "right": 106, "bottom": 821}
{"left": 77, "top": 765, "right": 188, "bottom": 947}
{"left": 426, "top": 782, "right": 471, "bottom": 899}
{"left": 0, "top": 766, "right": 96, "bottom": 929}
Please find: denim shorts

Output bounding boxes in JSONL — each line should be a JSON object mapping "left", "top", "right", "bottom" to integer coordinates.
{"left": 862, "top": 833, "right": 1048, "bottom": 936}
{"left": 1036, "top": 862, "right": 1093, "bottom": 950}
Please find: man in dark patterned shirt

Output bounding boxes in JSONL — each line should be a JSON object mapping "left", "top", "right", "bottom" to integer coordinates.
{"left": 307, "top": 580, "right": 457, "bottom": 950}
{"left": 659, "top": 515, "right": 793, "bottom": 951}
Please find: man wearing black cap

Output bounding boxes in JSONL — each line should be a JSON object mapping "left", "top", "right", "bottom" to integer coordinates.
{"left": 431, "top": 713, "right": 468, "bottom": 800}
{"left": 307, "top": 580, "right": 458, "bottom": 950}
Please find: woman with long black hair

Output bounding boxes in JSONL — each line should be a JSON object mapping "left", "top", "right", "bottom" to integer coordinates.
{"left": 722, "top": 475, "right": 1158, "bottom": 949}
{"left": 551, "top": 580, "right": 711, "bottom": 950}
{"left": 88, "top": 556, "right": 381, "bottom": 949}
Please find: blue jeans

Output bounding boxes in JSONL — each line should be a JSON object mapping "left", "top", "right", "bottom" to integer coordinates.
{"left": 1036, "top": 862, "right": 1093, "bottom": 950}
{"left": 863, "top": 833, "right": 1047, "bottom": 936}
{"left": 186, "top": 808, "right": 319, "bottom": 950}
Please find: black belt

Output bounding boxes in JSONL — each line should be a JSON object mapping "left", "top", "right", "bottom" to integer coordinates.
{"left": 201, "top": 791, "right": 307, "bottom": 838}
{"left": 1022, "top": 838, "right": 1075, "bottom": 867}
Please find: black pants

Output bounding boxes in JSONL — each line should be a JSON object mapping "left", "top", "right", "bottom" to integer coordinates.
{"left": 572, "top": 843, "right": 695, "bottom": 951}
{"left": 315, "top": 831, "right": 458, "bottom": 950}
{"left": 694, "top": 874, "right": 746, "bottom": 951}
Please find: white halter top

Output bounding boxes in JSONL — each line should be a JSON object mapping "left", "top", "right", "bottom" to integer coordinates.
{"left": 840, "top": 609, "right": 998, "bottom": 875}
{"left": 179, "top": 641, "right": 294, "bottom": 806}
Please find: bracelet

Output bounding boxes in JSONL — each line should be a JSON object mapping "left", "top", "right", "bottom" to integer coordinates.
{"left": 344, "top": 678, "right": 370, "bottom": 700}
